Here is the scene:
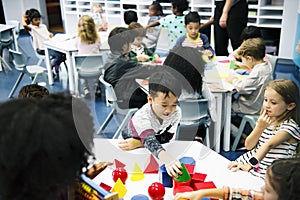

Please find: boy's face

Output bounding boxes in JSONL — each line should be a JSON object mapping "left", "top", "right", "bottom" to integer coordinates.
{"left": 32, "top": 17, "right": 41, "bottom": 26}
{"left": 132, "top": 36, "right": 144, "bottom": 47}
{"left": 148, "top": 92, "right": 178, "bottom": 120}
{"left": 185, "top": 22, "right": 200, "bottom": 40}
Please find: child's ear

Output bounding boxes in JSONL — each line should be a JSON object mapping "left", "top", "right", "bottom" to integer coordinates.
{"left": 147, "top": 95, "right": 153, "bottom": 104}
{"left": 287, "top": 102, "right": 296, "bottom": 111}
{"left": 184, "top": 24, "right": 187, "bottom": 29}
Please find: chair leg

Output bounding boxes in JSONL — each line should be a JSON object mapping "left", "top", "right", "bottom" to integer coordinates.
{"left": 8, "top": 72, "right": 25, "bottom": 98}
{"left": 41, "top": 72, "right": 51, "bottom": 92}
{"left": 96, "top": 108, "right": 115, "bottom": 135}
{"left": 231, "top": 118, "right": 247, "bottom": 151}
{"left": 204, "top": 126, "right": 210, "bottom": 148}
{"left": 113, "top": 110, "right": 135, "bottom": 139}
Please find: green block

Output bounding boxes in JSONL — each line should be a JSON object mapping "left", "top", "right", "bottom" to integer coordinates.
{"left": 230, "top": 61, "right": 240, "bottom": 69}
{"left": 173, "top": 163, "right": 191, "bottom": 182}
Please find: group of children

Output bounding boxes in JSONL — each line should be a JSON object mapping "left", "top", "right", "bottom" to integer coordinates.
{"left": 15, "top": 1, "right": 300, "bottom": 199}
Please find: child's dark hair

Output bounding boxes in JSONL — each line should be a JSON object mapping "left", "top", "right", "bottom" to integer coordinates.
{"left": 108, "top": 27, "right": 135, "bottom": 52}
{"left": 128, "top": 22, "right": 146, "bottom": 37}
{"left": 267, "top": 158, "right": 300, "bottom": 200}
{"left": 149, "top": 70, "right": 182, "bottom": 98}
{"left": 151, "top": 1, "right": 164, "bottom": 16}
{"left": 164, "top": 46, "right": 205, "bottom": 96}
{"left": 18, "top": 84, "right": 49, "bottom": 99}
{"left": 240, "top": 25, "right": 262, "bottom": 42}
{"left": 171, "top": 0, "right": 189, "bottom": 13}
{"left": 185, "top": 11, "right": 200, "bottom": 25}
{"left": 124, "top": 10, "right": 138, "bottom": 25}
{"left": 25, "top": 8, "right": 41, "bottom": 21}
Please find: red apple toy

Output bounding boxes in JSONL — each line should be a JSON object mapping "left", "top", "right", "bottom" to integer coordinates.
{"left": 148, "top": 182, "right": 165, "bottom": 200}
{"left": 112, "top": 167, "right": 128, "bottom": 184}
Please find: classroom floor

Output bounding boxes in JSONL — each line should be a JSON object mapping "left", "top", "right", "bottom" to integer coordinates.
{"left": 0, "top": 33, "right": 245, "bottom": 161}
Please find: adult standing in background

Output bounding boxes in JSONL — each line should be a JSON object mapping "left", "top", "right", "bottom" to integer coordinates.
{"left": 214, "top": 0, "right": 248, "bottom": 56}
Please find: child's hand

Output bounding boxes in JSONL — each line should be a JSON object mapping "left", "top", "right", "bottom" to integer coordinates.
{"left": 49, "top": 32, "right": 54, "bottom": 38}
{"left": 154, "top": 54, "right": 160, "bottom": 62}
{"left": 118, "top": 138, "right": 143, "bottom": 150}
{"left": 203, "top": 49, "right": 213, "bottom": 57}
{"left": 228, "top": 161, "right": 252, "bottom": 172}
{"left": 174, "top": 191, "right": 202, "bottom": 200}
{"left": 136, "top": 55, "right": 150, "bottom": 62}
{"left": 85, "top": 161, "right": 113, "bottom": 179}
{"left": 257, "top": 110, "right": 273, "bottom": 130}
{"left": 165, "top": 160, "right": 182, "bottom": 178}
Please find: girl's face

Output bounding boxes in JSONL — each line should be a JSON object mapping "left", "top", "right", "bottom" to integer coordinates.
{"left": 262, "top": 172, "right": 279, "bottom": 200}
{"left": 132, "top": 36, "right": 143, "bottom": 47}
{"left": 263, "top": 88, "right": 296, "bottom": 120}
{"left": 31, "top": 17, "right": 41, "bottom": 26}
{"left": 148, "top": 5, "right": 156, "bottom": 17}
{"left": 148, "top": 92, "right": 178, "bottom": 121}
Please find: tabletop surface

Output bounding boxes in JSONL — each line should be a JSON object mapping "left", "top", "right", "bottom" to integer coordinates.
{"left": 93, "top": 139, "right": 264, "bottom": 199}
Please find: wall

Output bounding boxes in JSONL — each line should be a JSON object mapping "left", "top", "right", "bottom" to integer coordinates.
{"left": 278, "top": 0, "right": 299, "bottom": 58}
{"left": 293, "top": 3, "right": 300, "bottom": 67}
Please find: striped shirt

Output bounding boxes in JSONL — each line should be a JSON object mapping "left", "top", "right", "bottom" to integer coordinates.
{"left": 235, "top": 119, "right": 300, "bottom": 179}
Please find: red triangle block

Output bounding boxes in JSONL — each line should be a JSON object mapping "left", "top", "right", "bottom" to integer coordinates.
{"left": 114, "top": 159, "right": 126, "bottom": 169}
{"left": 143, "top": 154, "right": 159, "bottom": 173}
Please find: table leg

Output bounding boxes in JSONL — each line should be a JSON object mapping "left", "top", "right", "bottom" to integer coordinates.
{"left": 212, "top": 92, "right": 222, "bottom": 153}
{"left": 45, "top": 47, "right": 54, "bottom": 85}
{"left": 65, "top": 52, "right": 75, "bottom": 94}
{"left": 223, "top": 92, "right": 232, "bottom": 151}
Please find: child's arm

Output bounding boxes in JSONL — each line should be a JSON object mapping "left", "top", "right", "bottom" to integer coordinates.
{"left": 99, "top": 17, "right": 108, "bottom": 31}
{"left": 253, "top": 130, "right": 293, "bottom": 162}
{"left": 200, "top": 34, "right": 214, "bottom": 57}
{"left": 200, "top": 16, "right": 214, "bottom": 30}
{"left": 145, "top": 20, "right": 160, "bottom": 29}
{"left": 244, "top": 110, "right": 272, "bottom": 150}
{"left": 22, "top": 14, "right": 31, "bottom": 31}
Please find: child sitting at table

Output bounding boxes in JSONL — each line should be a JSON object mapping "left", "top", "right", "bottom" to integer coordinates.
{"left": 76, "top": 15, "right": 102, "bottom": 98}
{"left": 119, "top": 70, "right": 183, "bottom": 178}
{"left": 22, "top": 8, "right": 66, "bottom": 79}
{"left": 174, "top": 11, "right": 215, "bottom": 58}
{"left": 228, "top": 38, "right": 273, "bottom": 116}
{"left": 164, "top": 46, "right": 217, "bottom": 143}
{"left": 228, "top": 79, "right": 300, "bottom": 180}
{"left": 174, "top": 157, "right": 300, "bottom": 200}
{"left": 143, "top": 1, "right": 164, "bottom": 52}
{"left": 127, "top": 22, "right": 160, "bottom": 62}
{"left": 90, "top": 3, "right": 108, "bottom": 32}
{"left": 104, "top": 27, "right": 162, "bottom": 109}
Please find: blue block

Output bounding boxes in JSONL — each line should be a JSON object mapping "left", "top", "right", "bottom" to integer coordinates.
{"left": 131, "top": 194, "right": 149, "bottom": 200}
{"left": 179, "top": 156, "right": 195, "bottom": 165}
{"left": 159, "top": 164, "right": 173, "bottom": 187}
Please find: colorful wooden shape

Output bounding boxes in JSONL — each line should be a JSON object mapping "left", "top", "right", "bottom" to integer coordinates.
{"left": 158, "top": 165, "right": 173, "bottom": 188}
{"left": 179, "top": 157, "right": 195, "bottom": 165}
{"left": 130, "top": 163, "right": 144, "bottom": 181}
{"left": 112, "top": 167, "right": 128, "bottom": 184}
{"left": 114, "top": 159, "right": 126, "bottom": 168}
{"left": 193, "top": 181, "right": 216, "bottom": 191}
{"left": 191, "top": 173, "right": 207, "bottom": 183}
{"left": 184, "top": 164, "right": 195, "bottom": 175}
{"left": 110, "top": 178, "right": 127, "bottom": 199}
{"left": 148, "top": 182, "right": 165, "bottom": 200}
{"left": 173, "top": 185, "right": 194, "bottom": 195}
{"left": 99, "top": 182, "right": 112, "bottom": 192}
{"left": 173, "top": 178, "right": 191, "bottom": 188}
{"left": 173, "top": 163, "right": 191, "bottom": 182}
{"left": 144, "top": 154, "right": 159, "bottom": 174}
{"left": 131, "top": 194, "right": 150, "bottom": 200}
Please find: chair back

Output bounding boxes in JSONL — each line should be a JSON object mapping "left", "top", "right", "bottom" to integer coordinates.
{"left": 6, "top": 20, "right": 20, "bottom": 39}
{"left": 8, "top": 49, "right": 26, "bottom": 72}
{"left": 99, "top": 74, "right": 133, "bottom": 115}
{"left": 0, "top": 29, "right": 13, "bottom": 44}
{"left": 179, "top": 98, "right": 209, "bottom": 125}
{"left": 73, "top": 54, "right": 104, "bottom": 79}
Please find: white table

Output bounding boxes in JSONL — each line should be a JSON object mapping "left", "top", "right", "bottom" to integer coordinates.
{"left": 43, "top": 32, "right": 110, "bottom": 93}
{"left": 93, "top": 139, "right": 264, "bottom": 199}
